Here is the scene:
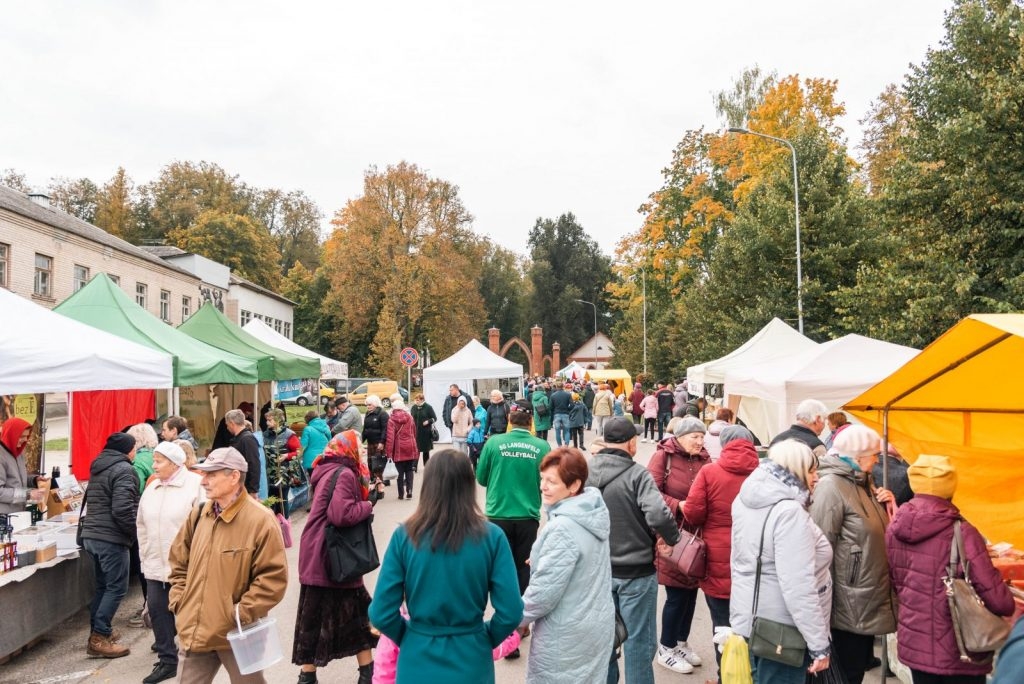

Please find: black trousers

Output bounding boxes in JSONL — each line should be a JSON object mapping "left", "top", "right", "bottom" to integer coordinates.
{"left": 705, "top": 595, "right": 730, "bottom": 681}
{"left": 491, "top": 518, "right": 539, "bottom": 594}
{"left": 910, "top": 671, "right": 985, "bottom": 684}
{"left": 147, "top": 579, "right": 177, "bottom": 666}
{"left": 830, "top": 628, "right": 875, "bottom": 684}
{"left": 660, "top": 585, "right": 698, "bottom": 647}
{"left": 396, "top": 460, "right": 415, "bottom": 497}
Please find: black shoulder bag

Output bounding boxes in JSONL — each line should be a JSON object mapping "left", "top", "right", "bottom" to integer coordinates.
{"left": 323, "top": 467, "right": 380, "bottom": 583}
{"left": 749, "top": 501, "right": 808, "bottom": 667}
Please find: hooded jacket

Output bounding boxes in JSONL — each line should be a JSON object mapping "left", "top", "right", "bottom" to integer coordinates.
{"left": 887, "top": 494, "right": 1014, "bottom": 676}
{"left": 647, "top": 436, "right": 710, "bottom": 588}
{"left": 0, "top": 442, "right": 31, "bottom": 514}
{"left": 522, "top": 488, "right": 615, "bottom": 684}
{"left": 730, "top": 462, "right": 833, "bottom": 658}
{"left": 300, "top": 417, "right": 332, "bottom": 470}
{"left": 587, "top": 448, "right": 680, "bottom": 578}
{"left": 703, "top": 419, "right": 730, "bottom": 461}
{"left": 809, "top": 455, "right": 897, "bottom": 635}
{"left": 80, "top": 448, "right": 140, "bottom": 547}
{"left": 682, "top": 438, "right": 759, "bottom": 598}
{"left": 385, "top": 408, "right": 418, "bottom": 462}
{"left": 362, "top": 407, "right": 389, "bottom": 445}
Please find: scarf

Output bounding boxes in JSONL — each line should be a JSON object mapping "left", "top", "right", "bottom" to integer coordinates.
{"left": 319, "top": 429, "right": 370, "bottom": 500}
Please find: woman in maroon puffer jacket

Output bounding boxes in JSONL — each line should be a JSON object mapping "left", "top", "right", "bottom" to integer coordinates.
{"left": 887, "top": 454, "right": 1014, "bottom": 684}
{"left": 682, "top": 425, "right": 759, "bottom": 681}
{"left": 385, "top": 398, "right": 420, "bottom": 500}
{"left": 647, "top": 416, "right": 710, "bottom": 673}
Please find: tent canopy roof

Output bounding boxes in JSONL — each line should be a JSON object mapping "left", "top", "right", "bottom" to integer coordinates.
{"left": 423, "top": 339, "right": 523, "bottom": 381}
{"left": 179, "top": 303, "right": 320, "bottom": 381}
{"left": 1, "top": 287, "right": 174, "bottom": 394}
{"left": 584, "top": 369, "right": 632, "bottom": 387}
{"left": 54, "top": 273, "right": 259, "bottom": 386}
{"left": 242, "top": 319, "right": 348, "bottom": 379}
{"left": 688, "top": 318, "right": 817, "bottom": 391}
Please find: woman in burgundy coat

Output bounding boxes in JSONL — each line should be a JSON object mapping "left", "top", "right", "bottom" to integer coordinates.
{"left": 887, "top": 454, "right": 1014, "bottom": 684}
{"left": 629, "top": 382, "right": 645, "bottom": 425}
{"left": 385, "top": 397, "right": 420, "bottom": 500}
{"left": 647, "top": 416, "right": 710, "bottom": 674}
{"left": 682, "top": 425, "right": 759, "bottom": 681}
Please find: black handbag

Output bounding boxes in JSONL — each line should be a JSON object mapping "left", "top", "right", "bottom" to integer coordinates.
{"left": 322, "top": 467, "right": 380, "bottom": 583}
{"left": 749, "top": 502, "right": 807, "bottom": 667}
{"left": 430, "top": 424, "right": 439, "bottom": 442}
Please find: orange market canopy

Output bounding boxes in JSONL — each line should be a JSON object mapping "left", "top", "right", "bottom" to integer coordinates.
{"left": 844, "top": 314, "right": 1024, "bottom": 548}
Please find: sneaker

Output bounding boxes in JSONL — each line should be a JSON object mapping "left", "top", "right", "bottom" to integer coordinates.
{"left": 128, "top": 609, "right": 146, "bottom": 628}
{"left": 676, "top": 641, "right": 702, "bottom": 667}
{"left": 504, "top": 648, "right": 521, "bottom": 660}
{"left": 656, "top": 644, "right": 693, "bottom": 674}
{"left": 142, "top": 661, "right": 178, "bottom": 683}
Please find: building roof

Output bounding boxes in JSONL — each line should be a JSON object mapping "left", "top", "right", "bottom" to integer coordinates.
{"left": 228, "top": 273, "right": 296, "bottom": 306}
{"left": 139, "top": 245, "right": 189, "bottom": 258}
{"left": 0, "top": 185, "right": 197, "bottom": 280}
{"left": 567, "top": 332, "right": 615, "bottom": 362}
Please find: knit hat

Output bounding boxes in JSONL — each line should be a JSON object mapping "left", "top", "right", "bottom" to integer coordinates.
{"left": 154, "top": 440, "right": 186, "bottom": 466}
{"left": 673, "top": 416, "right": 707, "bottom": 438}
{"left": 832, "top": 424, "right": 881, "bottom": 456}
{"left": 719, "top": 425, "right": 754, "bottom": 447}
{"left": 104, "top": 432, "right": 136, "bottom": 455}
{"left": 908, "top": 454, "right": 957, "bottom": 499}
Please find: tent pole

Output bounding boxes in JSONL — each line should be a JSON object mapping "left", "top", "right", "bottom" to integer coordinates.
{"left": 173, "top": 387, "right": 180, "bottom": 416}
{"left": 880, "top": 405, "right": 891, "bottom": 684}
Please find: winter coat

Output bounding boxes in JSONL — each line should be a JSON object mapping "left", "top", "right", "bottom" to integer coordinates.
{"left": 530, "top": 389, "right": 552, "bottom": 432}
{"left": 582, "top": 385, "right": 595, "bottom": 410}
{"left": 770, "top": 423, "right": 826, "bottom": 456}
{"left": 410, "top": 402, "right": 437, "bottom": 452}
{"left": 337, "top": 405, "right": 363, "bottom": 435}
{"left": 592, "top": 389, "right": 614, "bottom": 417}
{"left": 299, "top": 456, "right": 373, "bottom": 588}
{"left": 137, "top": 466, "right": 203, "bottom": 581}
{"left": 474, "top": 405, "right": 489, "bottom": 433}
{"left": 230, "top": 428, "right": 263, "bottom": 494}
{"left": 647, "top": 436, "right": 710, "bottom": 588}
{"left": 730, "top": 462, "right": 833, "bottom": 658}
{"left": 587, "top": 448, "right": 680, "bottom": 578}
{"left": 550, "top": 389, "right": 573, "bottom": 416}
{"left": 681, "top": 438, "right": 758, "bottom": 598}
{"left": 385, "top": 409, "right": 419, "bottom": 463}
{"left": 300, "top": 417, "right": 332, "bottom": 470}
{"left": 994, "top": 617, "right": 1024, "bottom": 684}
{"left": 567, "top": 400, "right": 586, "bottom": 429}
{"left": 450, "top": 404, "right": 474, "bottom": 439}
{"left": 80, "top": 448, "right": 140, "bottom": 547}
{"left": 362, "top": 407, "right": 389, "bottom": 444}
{"left": 809, "top": 455, "right": 897, "bottom": 635}
{"left": 640, "top": 395, "right": 658, "bottom": 420}
{"left": 442, "top": 390, "right": 474, "bottom": 428}
{"left": 486, "top": 400, "right": 510, "bottom": 436}
{"left": 887, "top": 494, "right": 1014, "bottom": 676}
{"left": 871, "top": 455, "right": 913, "bottom": 506}
{"left": 132, "top": 447, "right": 154, "bottom": 494}
{"left": 629, "top": 389, "right": 645, "bottom": 416}
{"left": 704, "top": 419, "right": 730, "bottom": 461}
{"left": 369, "top": 523, "right": 524, "bottom": 684}
{"left": 522, "top": 488, "right": 615, "bottom": 684}
{"left": 177, "top": 428, "right": 200, "bottom": 452}
{"left": 0, "top": 442, "right": 32, "bottom": 514}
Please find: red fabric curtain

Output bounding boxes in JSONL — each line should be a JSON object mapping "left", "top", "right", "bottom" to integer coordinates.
{"left": 71, "top": 389, "right": 155, "bottom": 481}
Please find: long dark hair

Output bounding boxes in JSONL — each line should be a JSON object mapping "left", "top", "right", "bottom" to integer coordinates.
{"left": 405, "top": 449, "right": 486, "bottom": 552}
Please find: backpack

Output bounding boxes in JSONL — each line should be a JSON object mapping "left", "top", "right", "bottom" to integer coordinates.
{"left": 534, "top": 395, "right": 550, "bottom": 417}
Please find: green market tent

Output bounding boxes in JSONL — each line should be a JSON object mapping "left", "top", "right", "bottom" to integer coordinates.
{"left": 54, "top": 273, "right": 259, "bottom": 386}
{"left": 178, "top": 302, "right": 320, "bottom": 381}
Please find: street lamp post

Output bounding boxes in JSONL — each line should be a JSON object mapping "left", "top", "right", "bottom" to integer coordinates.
{"left": 641, "top": 270, "right": 647, "bottom": 375}
{"left": 574, "top": 299, "right": 598, "bottom": 362}
{"left": 727, "top": 127, "right": 804, "bottom": 334}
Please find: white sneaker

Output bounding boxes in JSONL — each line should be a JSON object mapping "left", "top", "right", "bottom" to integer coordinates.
{"left": 676, "top": 641, "right": 702, "bottom": 667}
{"left": 656, "top": 644, "right": 694, "bottom": 674}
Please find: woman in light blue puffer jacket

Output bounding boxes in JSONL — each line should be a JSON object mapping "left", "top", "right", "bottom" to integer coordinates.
{"left": 521, "top": 448, "right": 615, "bottom": 684}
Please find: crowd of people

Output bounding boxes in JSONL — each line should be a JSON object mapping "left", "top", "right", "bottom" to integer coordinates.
{"left": 1, "top": 378, "right": 1021, "bottom": 684}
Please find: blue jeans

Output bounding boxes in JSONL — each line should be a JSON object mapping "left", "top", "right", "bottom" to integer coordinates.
{"left": 607, "top": 573, "right": 658, "bottom": 684}
{"left": 751, "top": 650, "right": 811, "bottom": 684}
{"left": 83, "top": 538, "right": 130, "bottom": 637}
{"left": 657, "top": 412, "right": 672, "bottom": 440}
{"left": 552, "top": 414, "right": 571, "bottom": 446}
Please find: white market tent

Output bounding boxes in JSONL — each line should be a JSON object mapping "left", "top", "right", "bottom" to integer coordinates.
{"left": 423, "top": 339, "right": 524, "bottom": 442}
{"left": 687, "top": 318, "right": 817, "bottom": 396}
{"left": 556, "top": 360, "right": 586, "bottom": 381}
{"left": 243, "top": 318, "right": 348, "bottom": 380}
{"left": 0, "top": 287, "right": 174, "bottom": 394}
{"left": 724, "top": 334, "right": 919, "bottom": 444}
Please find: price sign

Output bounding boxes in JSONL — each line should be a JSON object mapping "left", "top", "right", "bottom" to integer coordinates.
{"left": 400, "top": 347, "right": 420, "bottom": 367}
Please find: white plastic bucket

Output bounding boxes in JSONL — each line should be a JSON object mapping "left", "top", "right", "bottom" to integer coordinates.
{"left": 226, "top": 604, "right": 283, "bottom": 675}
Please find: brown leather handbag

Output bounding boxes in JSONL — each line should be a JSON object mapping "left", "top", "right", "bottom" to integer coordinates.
{"left": 944, "top": 521, "right": 1011, "bottom": 661}
{"left": 658, "top": 526, "right": 707, "bottom": 579}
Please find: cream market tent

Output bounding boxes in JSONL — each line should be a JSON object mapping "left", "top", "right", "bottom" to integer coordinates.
{"left": 556, "top": 360, "right": 586, "bottom": 381}
{"left": 423, "top": 339, "right": 524, "bottom": 442}
{"left": 844, "top": 314, "right": 1024, "bottom": 548}
{"left": 724, "top": 334, "right": 919, "bottom": 444}
{"left": 243, "top": 318, "right": 348, "bottom": 380}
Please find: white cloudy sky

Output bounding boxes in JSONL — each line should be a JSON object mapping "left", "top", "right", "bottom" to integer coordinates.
{"left": 1, "top": 1, "right": 950, "bottom": 256}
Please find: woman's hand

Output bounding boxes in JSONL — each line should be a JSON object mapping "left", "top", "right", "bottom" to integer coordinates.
{"left": 678, "top": 501, "right": 686, "bottom": 515}
{"left": 807, "top": 655, "right": 830, "bottom": 674}
{"left": 874, "top": 487, "right": 894, "bottom": 505}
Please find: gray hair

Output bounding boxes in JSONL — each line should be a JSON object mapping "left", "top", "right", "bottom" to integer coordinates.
{"left": 225, "top": 409, "right": 246, "bottom": 427}
{"left": 795, "top": 399, "right": 828, "bottom": 424}
{"left": 126, "top": 422, "right": 159, "bottom": 449}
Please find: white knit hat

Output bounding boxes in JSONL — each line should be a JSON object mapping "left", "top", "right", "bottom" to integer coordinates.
{"left": 833, "top": 424, "right": 881, "bottom": 457}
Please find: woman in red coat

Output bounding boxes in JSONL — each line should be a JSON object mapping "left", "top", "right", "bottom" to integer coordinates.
{"left": 647, "top": 416, "right": 710, "bottom": 675}
{"left": 682, "top": 425, "right": 759, "bottom": 682}
{"left": 385, "top": 397, "right": 419, "bottom": 500}
{"left": 629, "top": 382, "right": 645, "bottom": 425}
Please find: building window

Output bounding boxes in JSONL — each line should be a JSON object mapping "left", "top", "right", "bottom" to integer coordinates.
{"left": 283, "top": 322, "right": 291, "bottom": 339}
{"left": 136, "top": 282, "right": 147, "bottom": 309}
{"left": 108, "top": 274, "right": 120, "bottom": 286}
{"left": 240, "top": 310, "right": 252, "bottom": 326}
{"left": 274, "top": 318, "right": 282, "bottom": 333}
{"left": 182, "top": 296, "right": 192, "bottom": 321}
{"left": 73, "top": 264, "right": 90, "bottom": 291}
{"left": 34, "top": 253, "right": 53, "bottom": 298}
{"left": 160, "top": 290, "right": 171, "bottom": 322}
{"left": 0, "top": 243, "right": 9, "bottom": 289}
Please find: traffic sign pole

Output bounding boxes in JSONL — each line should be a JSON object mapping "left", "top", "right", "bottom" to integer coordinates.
{"left": 400, "top": 347, "right": 420, "bottom": 404}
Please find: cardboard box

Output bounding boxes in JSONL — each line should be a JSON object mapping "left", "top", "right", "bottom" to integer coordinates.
{"left": 34, "top": 542, "right": 56, "bottom": 563}
{"left": 46, "top": 476, "right": 84, "bottom": 519}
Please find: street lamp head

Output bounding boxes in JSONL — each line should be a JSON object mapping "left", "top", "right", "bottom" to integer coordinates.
{"left": 726, "top": 127, "right": 749, "bottom": 134}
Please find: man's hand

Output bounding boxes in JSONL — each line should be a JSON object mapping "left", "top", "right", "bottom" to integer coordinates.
{"left": 807, "top": 656, "right": 830, "bottom": 674}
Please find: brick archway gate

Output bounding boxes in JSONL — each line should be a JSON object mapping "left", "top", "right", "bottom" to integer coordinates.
{"left": 487, "top": 326, "right": 561, "bottom": 377}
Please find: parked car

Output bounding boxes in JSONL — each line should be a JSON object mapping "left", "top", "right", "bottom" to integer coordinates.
{"left": 347, "top": 380, "right": 408, "bottom": 407}
{"left": 281, "top": 381, "right": 335, "bottom": 406}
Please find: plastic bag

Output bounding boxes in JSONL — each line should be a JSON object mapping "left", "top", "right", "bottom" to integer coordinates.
{"left": 383, "top": 459, "right": 399, "bottom": 480}
{"left": 720, "top": 633, "right": 753, "bottom": 684}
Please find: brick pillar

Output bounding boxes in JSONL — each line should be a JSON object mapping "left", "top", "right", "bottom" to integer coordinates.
{"left": 552, "top": 343, "right": 561, "bottom": 373}
{"left": 488, "top": 327, "right": 500, "bottom": 354}
{"left": 530, "top": 326, "right": 543, "bottom": 378}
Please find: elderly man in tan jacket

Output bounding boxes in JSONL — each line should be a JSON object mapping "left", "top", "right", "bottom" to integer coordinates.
{"left": 168, "top": 447, "right": 288, "bottom": 683}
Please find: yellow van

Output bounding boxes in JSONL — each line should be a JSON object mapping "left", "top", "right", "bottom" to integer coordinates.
{"left": 347, "top": 380, "right": 409, "bottom": 407}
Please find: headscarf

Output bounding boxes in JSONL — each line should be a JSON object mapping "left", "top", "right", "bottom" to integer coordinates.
{"left": 0, "top": 417, "right": 32, "bottom": 457}
{"left": 319, "top": 430, "right": 370, "bottom": 499}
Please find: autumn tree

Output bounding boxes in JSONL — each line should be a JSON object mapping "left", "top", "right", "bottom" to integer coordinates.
{"left": 137, "top": 161, "right": 250, "bottom": 242}
{"left": 250, "top": 189, "right": 323, "bottom": 275}
{"left": 93, "top": 167, "right": 140, "bottom": 242}
{"left": 322, "top": 162, "right": 486, "bottom": 378}
{"left": 46, "top": 177, "right": 98, "bottom": 223}
{"left": 1, "top": 169, "right": 31, "bottom": 192}
{"left": 168, "top": 210, "right": 281, "bottom": 288}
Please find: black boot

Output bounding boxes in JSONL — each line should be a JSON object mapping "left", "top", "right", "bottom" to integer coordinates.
{"left": 297, "top": 670, "right": 317, "bottom": 684}
{"left": 357, "top": 662, "right": 373, "bottom": 684}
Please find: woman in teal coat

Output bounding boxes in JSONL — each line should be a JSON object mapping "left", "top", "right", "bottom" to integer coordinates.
{"left": 530, "top": 385, "right": 552, "bottom": 441}
{"left": 369, "top": 449, "right": 523, "bottom": 684}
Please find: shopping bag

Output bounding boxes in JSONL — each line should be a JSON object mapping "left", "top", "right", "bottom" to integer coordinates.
{"left": 720, "top": 634, "right": 753, "bottom": 684}
{"left": 382, "top": 459, "right": 399, "bottom": 480}
{"left": 277, "top": 513, "right": 293, "bottom": 548}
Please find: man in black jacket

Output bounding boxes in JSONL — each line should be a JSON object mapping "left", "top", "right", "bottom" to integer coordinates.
{"left": 224, "top": 409, "right": 261, "bottom": 495}
{"left": 441, "top": 384, "right": 474, "bottom": 431}
{"left": 769, "top": 398, "right": 828, "bottom": 457}
{"left": 80, "top": 432, "right": 140, "bottom": 658}
{"left": 549, "top": 382, "right": 574, "bottom": 447}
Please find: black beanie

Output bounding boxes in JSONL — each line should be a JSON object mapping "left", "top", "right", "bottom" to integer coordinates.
{"left": 104, "top": 432, "right": 136, "bottom": 455}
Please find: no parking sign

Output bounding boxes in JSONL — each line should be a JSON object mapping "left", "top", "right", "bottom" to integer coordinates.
{"left": 400, "top": 347, "right": 420, "bottom": 367}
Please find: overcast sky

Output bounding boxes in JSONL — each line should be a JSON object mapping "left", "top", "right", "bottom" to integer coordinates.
{"left": 1, "top": 1, "right": 950, "bottom": 257}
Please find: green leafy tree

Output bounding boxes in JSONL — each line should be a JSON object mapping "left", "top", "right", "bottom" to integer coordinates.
{"left": 280, "top": 262, "right": 336, "bottom": 358}
{"left": 47, "top": 177, "right": 99, "bottom": 223}
{"left": 168, "top": 210, "right": 281, "bottom": 288}
{"left": 138, "top": 161, "right": 249, "bottom": 242}
{"left": 478, "top": 240, "right": 531, "bottom": 339}
{"left": 250, "top": 189, "right": 323, "bottom": 275}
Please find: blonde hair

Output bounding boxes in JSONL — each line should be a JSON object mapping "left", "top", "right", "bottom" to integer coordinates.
{"left": 174, "top": 439, "right": 198, "bottom": 468}
{"left": 127, "top": 423, "right": 159, "bottom": 450}
{"left": 768, "top": 439, "right": 818, "bottom": 490}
